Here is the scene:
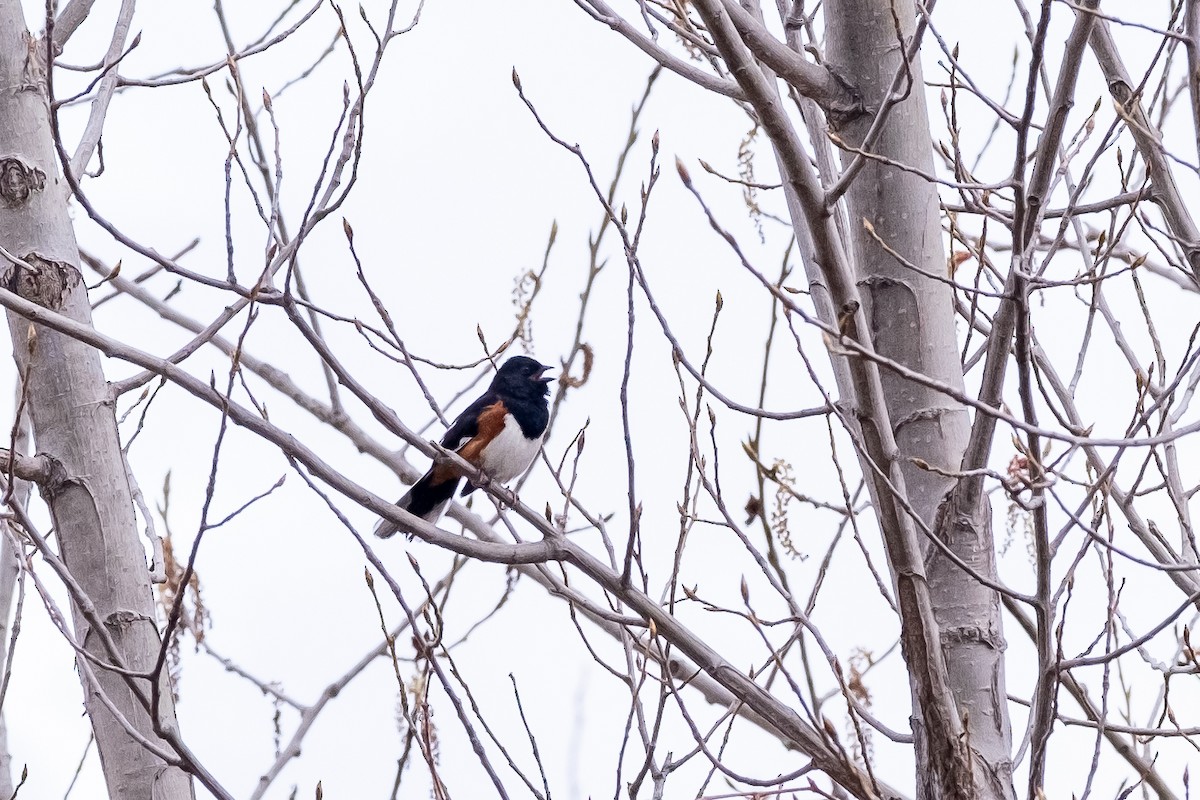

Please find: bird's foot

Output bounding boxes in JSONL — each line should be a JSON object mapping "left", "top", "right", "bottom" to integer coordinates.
{"left": 430, "top": 443, "right": 455, "bottom": 467}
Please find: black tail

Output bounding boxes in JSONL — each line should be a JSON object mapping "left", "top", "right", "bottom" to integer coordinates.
{"left": 374, "top": 472, "right": 462, "bottom": 538}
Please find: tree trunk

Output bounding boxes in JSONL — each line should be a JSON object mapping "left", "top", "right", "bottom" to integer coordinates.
{"left": 0, "top": 4, "right": 194, "bottom": 798}
{"left": 824, "top": 2, "right": 1015, "bottom": 797}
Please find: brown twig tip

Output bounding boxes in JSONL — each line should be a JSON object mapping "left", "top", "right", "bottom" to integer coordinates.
{"left": 651, "top": 129, "right": 660, "bottom": 153}
{"left": 714, "top": 289, "right": 723, "bottom": 311}
{"left": 511, "top": 67, "right": 522, "bottom": 91}
{"left": 262, "top": 88, "right": 272, "bottom": 111}
{"left": 342, "top": 217, "right": 354, "bottom": 242}
{"left": 86, "top": 259, "right": 122, "bottom": 290}
{"left": 675, "top": 156, "right": 692, "bottom": 185}
{"left": 363, "top": 567, "right": 374, "bottom": 589}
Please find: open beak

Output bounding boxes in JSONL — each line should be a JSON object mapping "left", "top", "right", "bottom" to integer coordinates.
{"left": 534, "top": 365, "right": 554, "bottom": 383}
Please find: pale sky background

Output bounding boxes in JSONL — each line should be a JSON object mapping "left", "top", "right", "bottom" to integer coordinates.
{"left": 3, "top": 0, "right": 1199, "bottom": 798}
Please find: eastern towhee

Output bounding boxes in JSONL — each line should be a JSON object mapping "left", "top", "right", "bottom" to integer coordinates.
{"left": 374, "top": 356, "right": 553, "bottom": 538}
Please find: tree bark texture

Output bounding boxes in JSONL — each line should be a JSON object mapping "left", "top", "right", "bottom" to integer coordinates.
{"left": 824, "top": 2, "right": 1015, "bottom": 798}
{"left": 0, "top": 4, "right": 194, "bottom": 798}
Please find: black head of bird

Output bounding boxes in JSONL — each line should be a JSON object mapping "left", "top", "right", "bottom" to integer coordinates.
{"left": 492, "top": 355, "right": 553, "bottom": 400}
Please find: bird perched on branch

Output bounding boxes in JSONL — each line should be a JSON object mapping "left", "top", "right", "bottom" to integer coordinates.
{"left": 374, "top": 356, "right": 553, "bottom": 538}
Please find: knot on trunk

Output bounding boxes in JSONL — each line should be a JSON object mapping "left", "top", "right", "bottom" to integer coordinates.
{"left": 3, "top": 252, "right": 79, "bottom": 308}
{"left": 105, "top": 610, "right": 153, "bottom": 630}
{"left": 0, "top": 157, "right": 46, "bottom": 206}
{"left": 34, "top": 452, "right": 72, "bottom": 497}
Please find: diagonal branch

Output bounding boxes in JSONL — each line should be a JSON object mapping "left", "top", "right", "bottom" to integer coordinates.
{"left": 575, "top": 0, "right": 747, "bottom": 100}
{"left": 1088, "top": 18, "right": 1200, "bottom": 280}
{"left": 0, "top": 275, "right": 909, "bottom": 800}
{"left": 717, "top": 0, "right": 863, "bottom": 119}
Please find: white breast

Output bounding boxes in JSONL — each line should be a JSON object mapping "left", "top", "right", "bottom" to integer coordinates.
{"left": 477, "top": 414, "right": 544, "bottom": 483}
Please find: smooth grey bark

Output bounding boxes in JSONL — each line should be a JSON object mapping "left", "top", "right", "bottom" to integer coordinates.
{"left": 0, "top": 4, "right": 194, "bottom": 798}
{"left": 824, "top": 1, "right": 1015, "bottom": 798}
{"left": 1187, "top": 0, "right": 1200, "bottom": 166}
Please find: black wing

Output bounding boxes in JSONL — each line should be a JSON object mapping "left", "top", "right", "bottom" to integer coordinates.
{"left": 439, "top": 390, "right": 498, "bottom": 450}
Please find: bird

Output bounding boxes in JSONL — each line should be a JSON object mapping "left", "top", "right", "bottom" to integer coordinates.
{"left": 374, "top": 355, "right": 553, "bottom": 538}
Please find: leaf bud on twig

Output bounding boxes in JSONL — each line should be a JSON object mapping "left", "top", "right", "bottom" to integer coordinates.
{"left": 675, "top": 156, "right": 691, "bottom": 186}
